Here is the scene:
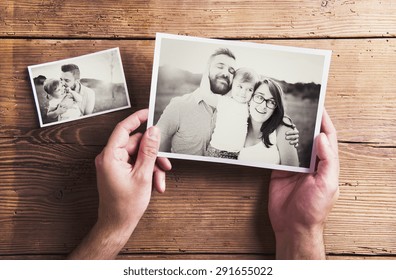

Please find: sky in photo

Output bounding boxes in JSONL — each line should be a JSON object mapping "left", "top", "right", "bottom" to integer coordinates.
{"left": 158, "top": 37, "right": 327, "bottom": 84}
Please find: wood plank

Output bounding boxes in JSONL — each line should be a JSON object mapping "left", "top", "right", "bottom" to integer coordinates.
{"left": 1, "top": 0, "right": 395, "bottom": 39}
{"left": 0, "top": 142, "right": 395, "bottom": 255}
{"left": 0, "top": 254, "right": 271, "bottom": 260}
{"left": 1, "top": 254, "right": 395, "bottom": 260}
{"left": 326, "top": 143, "right": 396, "bottom": 255}
{"left": 1, "top": 38, "right": 396, "bottom": 144}
{"left": 1, "top": 0, "right": 394, "bottom": 263}
{"left": 0, "top": 146, "right": 273, "bottom": 254}
{"left": 119, "top": 254, "right": 396, "bottom": 260}
{"left": 115, "top": 254, "right": 396, "bottom": 260}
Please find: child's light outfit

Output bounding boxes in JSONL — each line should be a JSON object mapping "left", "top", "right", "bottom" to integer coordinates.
{"left": 206, "top": 95, "right": 249, "bottom": 159}
{"left": 48, "top": 94, "right": 81, "bottom": 121}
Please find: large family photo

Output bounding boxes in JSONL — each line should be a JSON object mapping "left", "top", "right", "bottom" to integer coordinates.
{"left": 149, "top": 33, "right": 331, "bottom": 173}
{"left": 28, "top": 48, "right": 131, "bottom": 127}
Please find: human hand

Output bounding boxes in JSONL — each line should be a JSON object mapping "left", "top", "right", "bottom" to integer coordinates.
{"left": 268, "top": 109, "right": 339, "bottom": 259}
{"left": 65, "top": 88, "right": 83, "bottom": 103}
{"left": 95, "top": 108, "right": 171, "bottom": 234}
{"left": 283, "top": 116, "right": 299, "bottom": 147}
{"left": 59, "top": 95, "right": 75, "bottom": 109}
{"left": 56, "top": 105, "right": 68, "bottom": 115}
{"left": 68, "top": 109, "right": 171, "bottom": 259}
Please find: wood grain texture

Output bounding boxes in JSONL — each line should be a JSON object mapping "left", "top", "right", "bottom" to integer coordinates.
{"left": 0, "top": 141, "right": 395, "bottom": 256}
{"left": 1, "top": 254, "right": 395, "bottom": 260}
{"left": 1, "top": 0, "right": 396, "bottom": 261}
{"left": 1, "top": 39, "right": 396, "bottom": 144}
{"left": 1, "top": 0, "right": 395, "bottom": 39}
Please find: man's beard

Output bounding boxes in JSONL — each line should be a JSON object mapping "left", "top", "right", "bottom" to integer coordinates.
{"left": 209, "top": 75, "right": 231, "bottom": 95}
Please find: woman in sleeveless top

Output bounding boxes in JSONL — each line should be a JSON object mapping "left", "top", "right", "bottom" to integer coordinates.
{"left": 238, "top": 78, "right": 299, "bottom": 167}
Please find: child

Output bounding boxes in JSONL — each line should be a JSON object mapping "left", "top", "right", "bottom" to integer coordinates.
{"left": 203, "top": 67, "right": 259, "bottom": 159}
{"left": 44, "top": 78, "right": 82, "bottom": 121}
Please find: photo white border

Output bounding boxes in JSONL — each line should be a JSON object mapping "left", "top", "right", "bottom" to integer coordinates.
{"left": 28, "top": 47, "right": 131, "bottom": 128}
{"left": 148, "top": 33, "right": 332, "bottom": 173}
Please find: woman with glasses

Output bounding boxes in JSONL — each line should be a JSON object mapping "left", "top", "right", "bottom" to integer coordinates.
{"left": 238, "top": 78, "right": 299, "bottom": 166}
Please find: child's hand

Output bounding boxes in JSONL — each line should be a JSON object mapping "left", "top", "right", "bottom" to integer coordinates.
{"left": 56, "top": 105, "right": 68, "bottom": 115}
{"left": 59, "top": 95, "right": 75, "bottom": 109}
{"left": 66, "top": 88, "right": 83, "bottom": 103}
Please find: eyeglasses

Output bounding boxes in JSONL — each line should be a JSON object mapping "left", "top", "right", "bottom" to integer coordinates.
{"left": 252, "top": 94, "right": 277, "bottom": 109}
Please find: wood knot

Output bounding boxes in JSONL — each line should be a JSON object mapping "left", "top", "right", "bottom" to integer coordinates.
{"left": 55, "top": 189, "right": 64, "bottom": 200}
{"left": 321, "top": 0, "right": 328, "bottom": 7}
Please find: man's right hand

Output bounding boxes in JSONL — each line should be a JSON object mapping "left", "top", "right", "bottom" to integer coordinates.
{"left": 68, "top": 109, "right": 172, "bottom": 260}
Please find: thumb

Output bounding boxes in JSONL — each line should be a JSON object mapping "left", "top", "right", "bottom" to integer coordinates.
{"left": 133, "top": 126, "right": 161, "bottom": 184}
{"left": 316, "top": 132, "right": 339, "bottom": 181}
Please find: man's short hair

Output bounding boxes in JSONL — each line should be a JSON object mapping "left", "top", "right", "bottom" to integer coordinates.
{"left": 61, "top": 64, "right": 80, "bottom": 79}
{"left": 210, "top": 48, "right": 236, "bottom": 60}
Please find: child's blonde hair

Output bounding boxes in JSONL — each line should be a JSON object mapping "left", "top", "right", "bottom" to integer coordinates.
{"left": 233, "top": 67, "right": 259, "bottom": 85}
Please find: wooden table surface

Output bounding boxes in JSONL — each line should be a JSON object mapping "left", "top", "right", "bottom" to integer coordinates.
{"left": 1, "top": 0, "right": 396, "bottom": 260}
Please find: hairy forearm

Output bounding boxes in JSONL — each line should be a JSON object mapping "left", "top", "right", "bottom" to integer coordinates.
{"left": 275, "top": 228, "right": 326, "bottom": 260}
{"left": 67, "top": 222, "right": 133, "bottom": 260}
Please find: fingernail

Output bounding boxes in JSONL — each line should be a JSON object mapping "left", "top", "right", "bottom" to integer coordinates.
{"left": 148, "top": 126, "right": 159, "bottom": 140}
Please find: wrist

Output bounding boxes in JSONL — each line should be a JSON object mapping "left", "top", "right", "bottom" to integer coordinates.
{"left": 68, "top": 221, "right": 133, "bottom": 260}
{"left": 94, "top": 219, "right": 134, "bottom": 245}
{"left": 274, "top": 226, "right": 325, "bottom": 260}
{"left": 95, "top": 209, "right": 141, "bottom": 246}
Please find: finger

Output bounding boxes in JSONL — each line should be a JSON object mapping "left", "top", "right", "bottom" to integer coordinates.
{"left": 285, "top": 134, "right": 299, "bottom": 141}
{"left": 289, "top": 139, "right": 298, "bottom": 146}
{"left": 285, "top": 129, "right": 299, "bottom": 136}
{"left": 153, "top": 165, "right": 166, "bottom": 193}
{"left": 285, "top": 130, "right": 299, "bottom": 147}
{"left": 321, "top": 109, "right": 338, "bottom": 154}
{"left": 270, "top": 169, "right": 294, "bottom": 180}
{"left": 316, "top": 132, "right": 339, "bottom": 181}
{"left": 107, "top": 109, "right": 149, "bottom": 149}
{"left": 132, "top": 126, "right": 161, "bottom": 185}
{"left": 156, "top": 156, "right": 172, "bottom": 171}
{"left": 125, "top": 132, "right": 143, "bottom": 155}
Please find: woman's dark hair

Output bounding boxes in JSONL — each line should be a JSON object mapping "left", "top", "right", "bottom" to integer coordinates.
{"left": 252, "top": 78, "right": 294, "bottom": 148}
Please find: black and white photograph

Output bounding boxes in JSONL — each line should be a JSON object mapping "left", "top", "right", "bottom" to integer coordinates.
{"left": 148, "top": 33, "right": 331, "bottom": 173}
{"left": 28, "top": 48, "right": 131, "bottom": 127}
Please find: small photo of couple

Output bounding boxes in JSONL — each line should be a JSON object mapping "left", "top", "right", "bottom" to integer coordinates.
{"left": 148, "top": 33, "right": 332, "bottom": 173}
{"left": 28, "top": 48, "right": 131, "bottom": 127}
